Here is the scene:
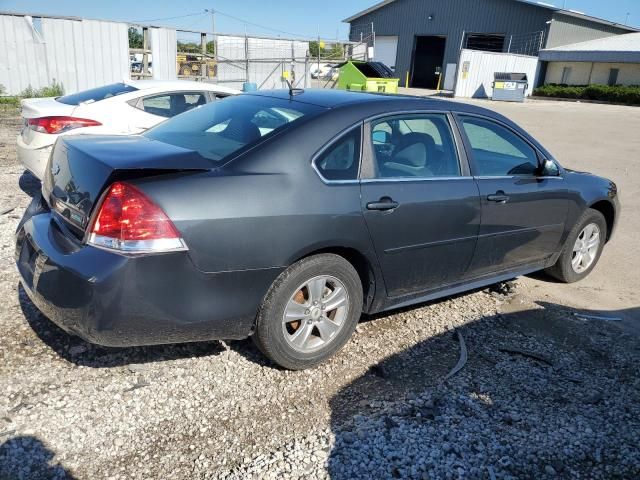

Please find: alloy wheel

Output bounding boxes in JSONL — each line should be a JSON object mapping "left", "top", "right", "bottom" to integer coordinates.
{"left": 282, "top": 275, "right": 349, "bottom": 353}
{"left": 571, "top": 223, "right": 601, "bottom": 273}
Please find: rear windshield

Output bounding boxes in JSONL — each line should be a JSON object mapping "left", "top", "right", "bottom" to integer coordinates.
{"left": 57, "top": 83, "right": 138, "bottom": 105}
{"left": 144, "top": 94, "right": 325, "bottom": 163}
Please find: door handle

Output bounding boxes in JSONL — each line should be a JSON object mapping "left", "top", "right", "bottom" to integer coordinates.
{"left": 367, "top": 197, "right": 399, "bottom": 211}
{"left": 487, "top": 192, "right": 510, "bottom": 204}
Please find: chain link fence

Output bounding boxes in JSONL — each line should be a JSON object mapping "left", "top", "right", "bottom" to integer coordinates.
{"left": 127, "top": 25, "right": 357, "bottom": 89}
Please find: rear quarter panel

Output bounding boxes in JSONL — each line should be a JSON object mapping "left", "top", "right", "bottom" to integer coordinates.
{"left": 133, "top": 108, "right": 383, "bottom": 275}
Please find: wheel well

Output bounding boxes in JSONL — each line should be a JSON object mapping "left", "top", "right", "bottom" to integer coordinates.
{"left": 297, "top": 247, "right": 376, "bottom": 311}
{"left": 589, "top": 200, "right": 615, "bottom": 241}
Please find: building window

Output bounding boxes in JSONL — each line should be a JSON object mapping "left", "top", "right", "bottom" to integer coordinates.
{"left": 561, "top": 67, "right": 572, "bottom": 85}
{"left": 608, "top": 68, "right": 620, "bottom": 86}
{"left": 464, "top": 33, "right": 506, "bottom": 53}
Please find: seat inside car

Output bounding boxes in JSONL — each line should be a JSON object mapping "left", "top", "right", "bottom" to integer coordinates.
{"left": 382, "top": 132, "right": 438, "bottom": 177}
{"left": 222, "top": 117, "right": 262, "bottom": 144}
{"left": 170, "top": 95, "right": 188, "bottom": 116}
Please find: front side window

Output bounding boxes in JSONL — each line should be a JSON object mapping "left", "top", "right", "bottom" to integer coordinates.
{"left": 314, "top": 127, "right": 361, "bottom": 181}
{"left": 460, "top": 117, "right": 538, "bottom": 176}
{"left": 370, "top": 114, "right": 460, "bottom": 179}
{"left": 145, "top": 95, "right": 324, "bottom": 164}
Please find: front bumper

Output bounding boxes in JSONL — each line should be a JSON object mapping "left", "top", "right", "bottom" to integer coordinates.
{"left": 16, "top": 134, "right": 52, "bottom": 180}
{"left": 15, "top": 196, "right": 282, "bottom": 347}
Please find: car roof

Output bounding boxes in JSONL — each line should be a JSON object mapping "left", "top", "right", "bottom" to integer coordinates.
{"left": 244, "top": 88, "right": 494, "bottom": 116}
{"left": 243, "top": 89, "right": 553, "bottom": 159}
{"left": 127, "top": 80, "right": 240, "bottom": 95}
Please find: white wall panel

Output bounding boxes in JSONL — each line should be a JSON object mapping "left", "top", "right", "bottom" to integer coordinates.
{"left": 0, "top": 14, "right": 128, "bottom": 95}
{"left": 454, "top": 49, "right": 539, "bottom": 98}
{"left": 151, "top": 27, "right": 177, "bottom": 80}
{"left": 0, "top": 15, "right": 48, "bottom": 95}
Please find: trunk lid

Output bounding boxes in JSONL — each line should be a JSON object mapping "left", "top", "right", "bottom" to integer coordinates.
{"left": 43, "top": 135, "right": 212, "bottom": 235}
{"left": 20, "top": 97, "right": 77, "bottom": 119}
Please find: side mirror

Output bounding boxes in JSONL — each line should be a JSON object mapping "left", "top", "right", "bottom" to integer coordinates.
{"left": 372, "top": 130, "right": 391, "bottom": 144}
{"left": 539, "top": 158, "right": 559, "bottom": 177}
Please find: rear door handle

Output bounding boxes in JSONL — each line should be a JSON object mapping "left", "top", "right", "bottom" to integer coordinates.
{"left": 366, "top": 197, "right": 399, "bottom": 211}
{"left": 487, "top": 192, "right": 510, "bottom": 204}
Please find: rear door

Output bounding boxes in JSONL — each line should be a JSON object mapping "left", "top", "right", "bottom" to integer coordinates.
{"left": 360, "top": 112, "right": 481, "bottom": 298}
{"left": 456, "top": 114, "right": 568, "bottom": 276}
{"left": 127, "top": 91, "right": 208, "bottom": 133}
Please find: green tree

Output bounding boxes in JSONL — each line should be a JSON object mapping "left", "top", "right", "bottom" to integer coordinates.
{"left": 177, "top": 41, "right": 200, "bottom": 53}
{"left": 309, "top": 41, "right": 325, "bottom": 58}
{"left": 128, "top": 27, "right": 143, "bottom": 49}
{"left": 206, "top": 41, "right": 215, "bottom": 55}
{"left": 327, "top": 44, "right": 344, "bottom": 59}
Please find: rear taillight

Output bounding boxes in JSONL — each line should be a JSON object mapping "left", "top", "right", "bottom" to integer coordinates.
{"left": 87, "top": 182, "right": 187, "bottom": 254}
{"left": 28, "top": 116, "right": 102, "bottom": 134}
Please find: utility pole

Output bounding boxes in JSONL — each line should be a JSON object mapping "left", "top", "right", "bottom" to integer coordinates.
{"left": 317, "top": 24, "right": 321, "bottom": 79}
{"left": 205, "top": 8, "right": 215, "bottom": 34}
{"left": 204, "top": 8, "right": 215, "bottom": 78}
{"left": 625, "top": 12, "right": 630, "bottom": 25}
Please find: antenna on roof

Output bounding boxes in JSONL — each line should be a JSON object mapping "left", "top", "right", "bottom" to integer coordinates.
{"left": 284, "top": 78, "right": 304, "bottom": 96}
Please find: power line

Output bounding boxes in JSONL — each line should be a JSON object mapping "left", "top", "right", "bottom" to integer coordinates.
{"left": 132, "top": 12, "right": 204, "bottom": 23}
{"left": 213, "top": 9, "right": 308, "bottom": 38}
{"left": 132, "top": 8, "right": 343, "bottom": 41}
{"left": 213, "top": 8, "right": 337, "bottom": 40}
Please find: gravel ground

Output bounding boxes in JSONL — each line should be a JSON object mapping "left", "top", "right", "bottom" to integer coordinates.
{"left": 0, "top": 109, "right": 639, "bottom": 480}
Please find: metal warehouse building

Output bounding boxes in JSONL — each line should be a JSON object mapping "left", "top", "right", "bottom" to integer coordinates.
{"left": 539, "top": 32, "right": 640, "bottom": 86}
{"left": 345, "top": 0, "right": 636, "bottom": 89}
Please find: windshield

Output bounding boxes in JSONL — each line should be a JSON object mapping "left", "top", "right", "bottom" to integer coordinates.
{"left": 57, "top": 83, "right": 138, "bottom": 105}
{"left": 144, "top": 95, "right": 326, "bottom": 163}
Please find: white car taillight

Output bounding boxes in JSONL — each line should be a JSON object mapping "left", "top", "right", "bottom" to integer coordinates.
{"left": 28, "top": 116, "right": 102, "bottom": 134}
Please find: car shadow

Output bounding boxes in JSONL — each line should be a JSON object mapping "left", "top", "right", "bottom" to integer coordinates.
{"left": 18, "top": 171, "right": 41, "bottom": 198}
{"left": 18, "top": 285, "right": 227, "bottom": 368}
{"left": 526, "top": 270, "right": 564, "bottom": 283}
{"left": 0, "top": 435, "right": 78, "bottom": 480}
{"left": 327, "top": 302, "right": 640, "bottom": 479}
{"left": 17, "top": 281, "right": 517, "bottom": 370}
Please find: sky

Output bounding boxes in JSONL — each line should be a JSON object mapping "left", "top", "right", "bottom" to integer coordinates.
{"left": 0, "top": 0, "right": 638, "bottom": 41}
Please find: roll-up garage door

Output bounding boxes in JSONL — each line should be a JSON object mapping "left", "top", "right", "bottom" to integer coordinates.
{"left": 374, "top": 36, "right": 398, "bottom": 72}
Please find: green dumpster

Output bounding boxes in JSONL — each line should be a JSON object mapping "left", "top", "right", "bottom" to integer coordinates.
{"left": 337, "top": 61, "right": 399, "bottom": 94}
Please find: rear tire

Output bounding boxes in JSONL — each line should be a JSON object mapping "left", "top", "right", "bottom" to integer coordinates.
{"left": 546, "top": 208, "right": 607, "bottom": 283}
{"left": 253, "top": 254, "right": 363, "bottom": 370}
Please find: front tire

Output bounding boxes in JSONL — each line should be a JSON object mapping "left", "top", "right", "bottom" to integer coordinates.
{"left": 253, "top": 254, "right": 363, "bottom": 370}
{"left": 546, "top": 208, "right": 607, "bottom": 283}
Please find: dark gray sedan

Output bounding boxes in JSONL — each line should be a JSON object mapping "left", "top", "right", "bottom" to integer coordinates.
{"left": 16, "top": 89, "right": 619, "bottom": 369}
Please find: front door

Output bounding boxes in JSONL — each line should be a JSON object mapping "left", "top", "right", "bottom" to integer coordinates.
{"left": 360, "top": 113, "right": 481, "bottom": 298}
{"left": 457, "top": 115, "right": 569, "bottom": 276}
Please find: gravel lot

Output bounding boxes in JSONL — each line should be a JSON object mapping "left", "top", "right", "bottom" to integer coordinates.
{"left": 1, "top": 100, "right": 639, "bottom": 480}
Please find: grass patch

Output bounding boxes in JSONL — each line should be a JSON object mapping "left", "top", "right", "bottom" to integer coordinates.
{"left": 0, "top": 81, "right": 65, "bottom": 117}
{"left": 533, "top": 84, "right": 640, "bottom": 105}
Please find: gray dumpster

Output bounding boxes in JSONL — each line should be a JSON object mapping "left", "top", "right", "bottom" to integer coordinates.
{"left": 492, "top": 73, "right": 528, "bottom": 102}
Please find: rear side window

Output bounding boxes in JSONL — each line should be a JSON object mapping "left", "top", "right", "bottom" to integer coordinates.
{"left": 460, "top": 117, "right": 538, "bottom": 176}
{"left": 314, "top": 127, "right": 361, "bottom": 181}
{"left": 57, "top": 83, "right": 138, "bottom": 105}
{"left": 144, "top": 95, "right": 325, "bottom": 165}
{"left": 141, "top": 92, "right": 206, "bottom": 118}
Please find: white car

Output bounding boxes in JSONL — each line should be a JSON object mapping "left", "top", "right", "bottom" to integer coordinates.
{"left": 17, "top": 80, "right": 240, "bottom": 179}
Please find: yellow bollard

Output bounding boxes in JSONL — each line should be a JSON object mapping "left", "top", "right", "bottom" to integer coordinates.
{"left": 405, "top": 71, "right": 410, "bottom": 88}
